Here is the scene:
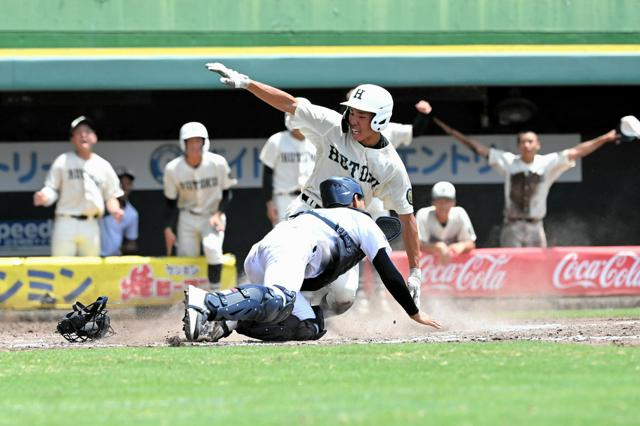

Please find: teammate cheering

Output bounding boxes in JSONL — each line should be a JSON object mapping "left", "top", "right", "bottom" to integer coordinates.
{"left": 206, "top": 62, "right": 423, "bottom": 313}
{"left": 434, "top": 118, "right": 619, "bottom": 247}
{"left": 34, "top": 116, "right": 124, "bottom": 256}
{"left": 163, "top": 122, "right": 237, "bottom": 290}
{"left": 183, "top": 176, "right": 441, "bottom": 343}
{"left": 416, "top": 181, "right": 476, "bottom": 264}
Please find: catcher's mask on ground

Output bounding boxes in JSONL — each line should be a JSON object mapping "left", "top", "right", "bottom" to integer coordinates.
{"left": 57, "top": 296, "right": 113, "bottom": 343}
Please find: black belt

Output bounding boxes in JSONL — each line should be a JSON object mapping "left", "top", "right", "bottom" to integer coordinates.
{"left": 275, "top": 190, "right": 302, "bottom": 196}
{"left": 301, "top": 193, "right": 320, "bottom": 208}
{"left": 59, "top": 214, "right": 99, "bottom": 220}
{"left": 507, "top": 217, "right": 541, "bottom": 224}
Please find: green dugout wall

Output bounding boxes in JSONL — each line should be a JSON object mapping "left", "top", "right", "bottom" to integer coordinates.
{"left": 1, "top": 0, "right": 639, "bottom": 89}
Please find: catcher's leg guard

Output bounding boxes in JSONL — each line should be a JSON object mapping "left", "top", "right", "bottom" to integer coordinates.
{"left": 204, "top": 284, "right": 295, "bottom": 323}
{"left": 236, "top": 306, "right": 327, "bottom": 342}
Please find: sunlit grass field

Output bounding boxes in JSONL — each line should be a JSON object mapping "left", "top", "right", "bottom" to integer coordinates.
{"left": 1, "top": 342, "right": 638, "bottom": 426}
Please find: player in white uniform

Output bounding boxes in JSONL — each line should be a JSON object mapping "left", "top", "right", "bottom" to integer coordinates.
{"left": 416, "top": 181, "right": 476, "bottom": 263}
{"left": 367, "top": 99, "right": 433, "bottom": 218}
{"left": 434, "top": 118, "right": 619, "bottom": 247}
{"left": 34, "top": 116, "right": 124, "bottom": 256}
{"left": 260, "top": 99, "right": 316, "bottom": 225}
{"left": 183, "top": 176, "right": 441, "bottom": 342}
{"left": 206, "top": 63, "right": 423, "bottom": 314}
{"left": 163, "top": 122, "right": 237, "bottom": 290}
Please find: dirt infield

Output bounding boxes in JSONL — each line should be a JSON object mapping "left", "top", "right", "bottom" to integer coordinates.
{"left": 2, "top": 298, "right": 639, "bottom": 350}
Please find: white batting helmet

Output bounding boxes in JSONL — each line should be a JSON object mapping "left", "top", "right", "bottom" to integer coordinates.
{"left": 284, "top": 97, "right": 311, "bottom": 131}
{"left": 340, "top": 84, "right": 393, "bottom": 132}
{"left": 179, "top": 122, "right": 210, "bottom": 152}
{"left": 432, "top": 181, "right": 456, "bottom": 200}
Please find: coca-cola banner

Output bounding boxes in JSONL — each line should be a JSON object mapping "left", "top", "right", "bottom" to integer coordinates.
{"left": 378, "top": 247, "right": 640, "bottom": 298}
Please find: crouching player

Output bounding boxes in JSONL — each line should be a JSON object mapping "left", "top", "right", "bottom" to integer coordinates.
{"left": 183, "top": 176, "right": 441, "bottom": 342}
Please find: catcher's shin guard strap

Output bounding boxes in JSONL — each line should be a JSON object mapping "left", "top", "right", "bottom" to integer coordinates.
{"left": 204, "top": 284, "right": 295, "bottom": 323}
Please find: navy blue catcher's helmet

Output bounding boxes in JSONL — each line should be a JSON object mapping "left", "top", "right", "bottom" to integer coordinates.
{"left": 320, "top": 176, "right": 364, "bottom": 207}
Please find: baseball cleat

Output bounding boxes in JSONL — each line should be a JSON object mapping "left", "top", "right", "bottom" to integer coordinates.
{"left": 200, "top": 321, "right": 230, "bottom": 342}
{"left": 183, "top": 285, "right": 210, "bottom": 341}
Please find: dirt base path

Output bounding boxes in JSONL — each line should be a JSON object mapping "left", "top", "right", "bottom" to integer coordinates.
{"left": 2, "top": 300, "right": 639, "bottom": 350}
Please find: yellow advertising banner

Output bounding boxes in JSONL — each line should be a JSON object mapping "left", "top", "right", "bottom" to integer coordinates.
{"left": 0, "top": 254, "right": 236, "bottom": 310}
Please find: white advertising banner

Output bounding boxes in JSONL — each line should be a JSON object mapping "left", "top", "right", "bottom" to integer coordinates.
{"left": 0, "top": 134, "right": 581, "bottom": 192}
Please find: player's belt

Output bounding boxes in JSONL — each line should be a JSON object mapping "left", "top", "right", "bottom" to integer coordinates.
{"left": 301, "top": 193, "right": 321, "bottom": 208}
{"left": 506, "top": 217, "right": 542, "bottom": 224}
{"left": 58, "top": 214, "right": 99, "bottom": 220}
{"left": 275, "top": 190, "right": 302, "bottom": 196}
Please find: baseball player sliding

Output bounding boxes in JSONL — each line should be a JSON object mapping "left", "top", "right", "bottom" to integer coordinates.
{"left": 434, "top": 117, "right": 627, "bottom": 247}
{"left": 34, "top": 116, "right": 124, "bottom": 256}
{"left": 183, "top": 176, "right": 441, "bottom": 343}
{"left": 206, "top": 62, "right": 423, "bottom": 314}
{"left": 163, "top": 122, "right": 237, "bottom": 290}
{"left": 260, "top": 99, "right": 317, "bottom": 225}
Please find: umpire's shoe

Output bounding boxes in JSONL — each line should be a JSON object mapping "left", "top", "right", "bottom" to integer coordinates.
{"left": 183, "top": 285, "right": 210, "bottom": 341}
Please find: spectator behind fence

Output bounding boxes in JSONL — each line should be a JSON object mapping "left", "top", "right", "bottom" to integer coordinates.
{"left": 99, "top": 166, "right": 139, "bottom": 256}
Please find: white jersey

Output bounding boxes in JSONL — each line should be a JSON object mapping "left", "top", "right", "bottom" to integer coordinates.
{"left": 293, "top": 102, "right": 414, "bottom": 215}
{"left": 416, "top": 206, "right": 476, "bottom": 245}
{"left": 489, "top": 148, "right": 575, "bottom": 220}
{"left": 383, "top": 122, "right": 413, "bottom": 148}
{"left": 259, "top": 130, "right": 316, "bottom": 194}
{"left": 39, "top": 151, "right": 123, "bottom": 216}
{"left": 163, "top": 152, "right": 237, "bottom": 214}
{"left": 367, "top": 122, "right": 414, "bottom": 215}
{"left": 259, "top": 207, "right": 390, "bottom": 279}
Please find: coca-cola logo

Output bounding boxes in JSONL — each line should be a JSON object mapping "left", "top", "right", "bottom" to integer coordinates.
{"left": 553, "top": 251, "right": 640, "bottom": 289}
{"left": 420, "top": 254, "right": 511, "bottom": 292}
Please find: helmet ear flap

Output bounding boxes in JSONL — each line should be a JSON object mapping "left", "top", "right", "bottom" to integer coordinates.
{"left": 341, "top": 108, "right": 350, "bottom": 134}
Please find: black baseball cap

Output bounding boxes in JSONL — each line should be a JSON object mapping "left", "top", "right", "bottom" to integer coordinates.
{"left": 114, "top": 166, "right": 135, "bottom": 180}
{"left": 70, "top": 115, "right": 96, "bottom": 134}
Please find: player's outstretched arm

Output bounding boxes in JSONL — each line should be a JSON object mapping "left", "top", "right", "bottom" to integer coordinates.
{"left": 206, "top": 62, "right": 297, "bottom": 114}
{"left": 566, "top": 129, "right": 617, "bottom": 161}
{"left": 433, "top": 117, "right": 490, "bottom": 158}
{"left": 410, "top": 311, "right": 442, "bottom": 329}
{"left": 372, "top": 248, "right": 441, "bottom": 329}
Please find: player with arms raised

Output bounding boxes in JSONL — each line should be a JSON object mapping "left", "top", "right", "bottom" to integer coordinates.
{"left": 206, "top": 63, "right": 423, "bottom": 314}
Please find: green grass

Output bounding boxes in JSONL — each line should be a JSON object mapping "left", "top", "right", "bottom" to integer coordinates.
{"left": 1, "top": 342, "right": 639, "bottom": 426}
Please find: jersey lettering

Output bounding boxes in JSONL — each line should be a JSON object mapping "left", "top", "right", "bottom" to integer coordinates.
{"left": 279, "top": 152, "right": 316, "bottom": 163}
{"left": 327, "top": 145, "right": 380, "bottom": 188}
{"left": 179, "top": 176, "right": 219, "bottom": 191}
{"left": 67, "top": 168, "right": 84, "bottom": 180}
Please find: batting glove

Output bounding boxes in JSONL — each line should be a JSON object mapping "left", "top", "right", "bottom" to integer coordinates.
{"left": 407, "top": 267, "right": 422, "bottom": 310}
{"left": 205, "top": 62, "right": 250, "bottom": 89}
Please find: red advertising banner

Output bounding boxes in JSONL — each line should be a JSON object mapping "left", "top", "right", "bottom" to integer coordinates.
{"left": 373, "top": 247, "right": 640, "bottom": 298}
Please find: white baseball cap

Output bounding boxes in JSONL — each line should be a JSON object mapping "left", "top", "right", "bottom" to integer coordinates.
{"left": 432, "top": 181, "right": 456, "bottom": 200}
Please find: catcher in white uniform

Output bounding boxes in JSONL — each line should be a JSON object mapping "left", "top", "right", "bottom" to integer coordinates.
{"left": 434, "top": 117, "right": 621, "bottom": 247}
{"left": 34, "top": 116, "right": 124, "bottom": 256}
{"left": 163, "top": 122, "right": 237, "bottom": 289}
{"left": 183, "top": 176, "right": 441, "bottom": 342}
{"left": 260, "top": 99, "right": 316, "bottom": 225}
{"left": 416, "top": 181, "right": 476, "bottom": 263}
{"left": 207, "top": 62, "right": 423, "bottom": 314}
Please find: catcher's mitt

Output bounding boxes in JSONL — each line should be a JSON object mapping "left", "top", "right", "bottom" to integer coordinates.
{"left": 375, "top": 215, "right": 403, "bottom": 242}
{"left": 57, "top": 296, "right": 113, "bottom": 343}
